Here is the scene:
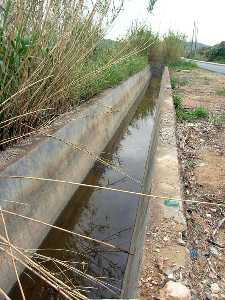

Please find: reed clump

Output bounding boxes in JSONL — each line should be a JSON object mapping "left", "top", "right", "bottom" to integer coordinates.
{"left": 0, "top": 0, "right": 152, "bottom": 149}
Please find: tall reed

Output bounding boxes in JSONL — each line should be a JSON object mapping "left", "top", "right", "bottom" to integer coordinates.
{"left": 0, "top": 0, "right": 129, "bottom": 146}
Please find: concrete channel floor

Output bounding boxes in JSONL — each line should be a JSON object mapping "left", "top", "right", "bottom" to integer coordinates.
{"left": 140, "top": 67, "right": 225, "bottom": 299}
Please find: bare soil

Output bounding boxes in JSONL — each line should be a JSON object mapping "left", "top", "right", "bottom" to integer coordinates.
{"left": 176, "top": 68, "right": 225, "bottom": 299}
{"left": 140, "top": 68, "right": 225, "bottom": 299}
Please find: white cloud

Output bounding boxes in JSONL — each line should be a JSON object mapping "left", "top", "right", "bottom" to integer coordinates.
{"left": 107, "top": 0, "right": 225, "bottom": 46}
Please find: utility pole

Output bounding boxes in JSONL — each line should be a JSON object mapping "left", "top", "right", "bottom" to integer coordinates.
{"left": 190, "top": 21, "right": 198, "bottom": 57}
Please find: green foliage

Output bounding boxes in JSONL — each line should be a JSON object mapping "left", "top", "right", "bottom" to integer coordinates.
{"left": 170, "top": 60, "right": 197, "bottom": 71}
{"left": 208, "top": 41, "right": 225, "bottom": 62}
{"left": 162, "top": 31, "right": 186, "bottom": 65}
{"left": 79, "top": 53, "right": 148, "bottom": 100}
{"left": 171, "top": 75, "right": 178, "bottom": 89}
{"left": 0, "top": 0, "right": 150, "bottom": 147}
{"left": 216, "top": 88, "right": 225, "bottom": 96}
{"left": 186, "top": 159, "right": 195, "bottom": 169}
{"left": 173, "top": 94, "right": 182, "bottom": 110}
{"left": 148, "top": 31, "right": 186, "bottom": 66}
{"left": 209, "top": 113, "right": 225, "bottom": 125}
{"left": 173, "top": 93, "right": 208, "bottom": 122}
{"left": 125, "top": 24, "right": 158, "bottom": 57}
{"left": 181, "top": 107, "right": 208, "bottom": 121}
{"left": 193, "top": 41, "right": 225, "bottom": 63}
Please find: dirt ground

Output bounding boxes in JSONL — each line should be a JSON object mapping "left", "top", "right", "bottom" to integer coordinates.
{"left": 140, "top": 68, "right": 225, "bottom": 299}
{"left": 176, "top": 68, "right": 225, "bottom": 299}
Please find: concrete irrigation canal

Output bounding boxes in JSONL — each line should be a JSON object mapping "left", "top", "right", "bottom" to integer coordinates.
{"left": 0, "top": 66, "right": 185, "bottom": 299}
{"left": 9, "top": 70, "right": 160, "bottom": 300}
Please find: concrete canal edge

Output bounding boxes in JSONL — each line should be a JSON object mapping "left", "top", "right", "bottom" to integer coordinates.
{"left": 140, "top": 67, "right": 188, "bottom": 298}
{"left": 122, "top": 67, "right": 188, "bottom": 298}
{"left": 0, "top": 67, "right": 151, "bottom": 294}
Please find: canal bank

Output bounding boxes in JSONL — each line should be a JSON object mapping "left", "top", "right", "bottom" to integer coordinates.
{"left": 10, "top": 70, "right": 162, "bottom": 299}
{"left": 0, "top": 67, "right": 151, "bottom": 295}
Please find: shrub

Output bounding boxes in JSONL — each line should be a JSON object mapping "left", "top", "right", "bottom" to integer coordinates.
{"left": 161, "top": 31, "right": 186, "bottom": 65}
{"left": 0, "top": 0, "right": 151, "bottom": 148}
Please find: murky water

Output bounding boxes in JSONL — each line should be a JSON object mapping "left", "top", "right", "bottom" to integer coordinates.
{"left": 10, "top": 76, "right": 161, "bottom": 299}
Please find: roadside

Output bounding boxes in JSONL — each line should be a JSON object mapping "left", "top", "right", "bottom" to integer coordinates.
{"left": 140, "top": 64, "right": 225, "bottom": 300}
{"left": 174, "top": 66, "right": 225, "bottom": 299}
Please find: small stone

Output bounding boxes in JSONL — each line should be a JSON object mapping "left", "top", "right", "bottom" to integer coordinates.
{"left": 160, "top": 281, "right": 191, "bottom": 300}
{"left": 210, "top": 247, "right": 219, "bottom": 257}
{"left": 206, "top": 213, "right": 212, "bottom": 218}
{"left": 177, "top": 238, "right": 186, "bottom": 246}
{"left": 168, "top": 273, "right": 174, "bottom": 280}
{"left": 211, "top": 283, "right": 220, "bottom": 294}
{"left": 164, "top": 236, "right": 169, "bottom": 242}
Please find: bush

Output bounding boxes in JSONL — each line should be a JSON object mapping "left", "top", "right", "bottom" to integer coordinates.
{"left": 0, "top": 0, "right": 150, "bottom": 148}
{"left": 161, "top": 31, "right": 185, "bottom": 65}
{"left": 170, "top": 60, "right": 197, "bottom": 71}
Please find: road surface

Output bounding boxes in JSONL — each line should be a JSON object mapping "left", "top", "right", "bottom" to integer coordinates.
{"left": 184, "top": 58, "right": 225, "bottom": 75}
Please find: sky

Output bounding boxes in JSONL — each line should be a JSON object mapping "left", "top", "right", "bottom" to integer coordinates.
{"left": 106, "top": 0, "right": 225, "bottom": 46}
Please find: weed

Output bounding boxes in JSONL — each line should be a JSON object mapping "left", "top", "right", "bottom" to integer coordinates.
{"left": 170, "top": 60, "right": 197, "bottom": 71}
{"left": 186, "top": 159, "right": 195, "bottom": 169}
{"left": 216, "top": 88, "right": 225, "bottom": 96}
{"left": 0, "top": 0, "right": 151, "bottom": 148}
{"left": 179, "top": 79, "right": 189, "bottom": 86}
{"left": 181, "top": 107, "right": 208, "bottom": 121}
{"left": 173, "top": 94, "right": 208, "bottom": 122}
{"left": 162, "top": 31, "right": 186, "bottom": 65}
{"left": 171, "top": 75, "right": 178, "bottom": 89}
{"left": 173, "top": 94, "right": 182, "bottom": 110}
{"left": 209, "top": 113, "right": 225, "bottom": 125}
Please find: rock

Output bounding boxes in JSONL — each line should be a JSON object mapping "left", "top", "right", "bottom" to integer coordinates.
{"left": 160, "top": 281, "right": 191, "bottom": 300}
{"left": 177, "top": 238, "right": 186, "bottom": 246}
{"left": 211, "top": 283, "right": 220, "bottom": 294}
{"left": 210, "top": 246, "right": 219, "bottom": 257}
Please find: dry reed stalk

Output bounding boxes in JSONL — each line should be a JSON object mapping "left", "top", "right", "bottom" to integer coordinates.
{"left": 0, "top": 235, "right": 87, "bottom": 300}
{"left": 0, "top": 207, "right": 121, "bottom": 251}
{"left": 1, "top": 175, "right": 225, "bottom": 208}
{"left": 0, "top": 208, "right": 26, "bottom": 300}
{"left": 0, "top": 287, "right": 11, "bottom": 300}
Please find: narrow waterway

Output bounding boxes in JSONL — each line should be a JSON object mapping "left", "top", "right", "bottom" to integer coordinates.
{"left": 10, "top": 76, "right": 161, "bottom": 299}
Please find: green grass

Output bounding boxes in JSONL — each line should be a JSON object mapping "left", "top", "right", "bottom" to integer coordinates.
{"left": 216, "top": 88, "right": 225, "bottom": 97}
{"left": 209, "top": 113, "right": 225, "bottom": 125}
{"left": 170, "top": 60, "right": 197, "bottom": 71}
{"left": 0, "top": 0, "right": 151, "bottom": 148}
{"left": 186, "top": 159, "right": 195, "bottom": 169}
{"left": 79, "top": 54, "right": 148, "bottom": 100}
{"left": 171, "top": 75, "right": 178, "bottom": 90}
{"left": 173, "top": 93, "right": 208, "bottom": 122}
{"left": 179, "top": 107, "right": 208, "bottom": 121}
{"left": 173, "top": 94, "right": 182, "bottom": 110}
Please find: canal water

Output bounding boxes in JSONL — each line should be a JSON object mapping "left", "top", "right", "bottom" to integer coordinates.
{"left": 10, "top": 76, "right": 161, "bottom": 299}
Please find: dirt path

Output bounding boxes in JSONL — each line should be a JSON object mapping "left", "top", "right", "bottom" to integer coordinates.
{"left": 176, "top": 68, "right": 225, "bottom": 299}
{"left": 140, "top": 67, "right": 225, "bottom": 299}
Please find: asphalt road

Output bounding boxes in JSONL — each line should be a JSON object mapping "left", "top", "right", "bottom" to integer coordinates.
{"left": 184, "top": 58, "right": 225, "bottom": 75}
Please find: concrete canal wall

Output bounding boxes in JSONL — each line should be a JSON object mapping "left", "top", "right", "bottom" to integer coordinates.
{"left": 0, "top": 67, "right": 151, "bottom": 294}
